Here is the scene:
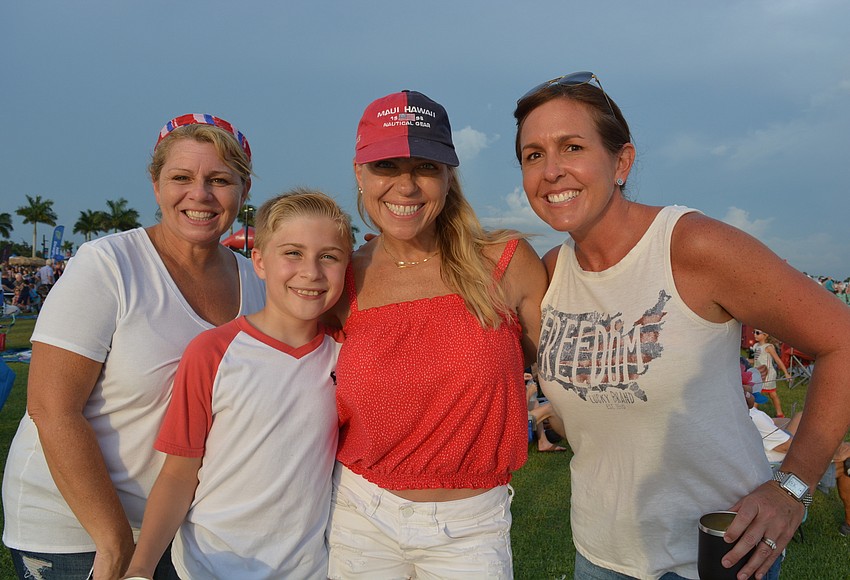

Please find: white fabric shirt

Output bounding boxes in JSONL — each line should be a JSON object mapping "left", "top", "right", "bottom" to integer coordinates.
{"left": 2, "top": 228, "right": 265, "bottom": 552}
{"left": 36, "top": 264, "right": 54, "bottom": 285}
{"left": 749, "top": 407, "right": 791, "bottom": 463}
{"left": 753, "top": 342, "right": 778, "bottom": 386}
{"left": 157, "top": 317, "right": 341, "bottom": 580}
{"left": 538, "top": 206, "right": 772, "bottom": 579}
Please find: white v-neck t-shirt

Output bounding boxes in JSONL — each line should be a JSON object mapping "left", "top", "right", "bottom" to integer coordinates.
{"left": 3, "top": 228, "right": 265, "bottom": 552}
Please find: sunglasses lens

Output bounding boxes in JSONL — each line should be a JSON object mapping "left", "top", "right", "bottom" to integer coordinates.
{"left": 518, "top": 71, "right": 596, "bottom": 103}
{"left": 561, "top": 71, "right": 595, "bottom": 85}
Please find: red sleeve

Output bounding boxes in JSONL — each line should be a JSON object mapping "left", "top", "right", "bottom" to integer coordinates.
{"left": 155, "top": 322, "right": 239, "bottom": 457}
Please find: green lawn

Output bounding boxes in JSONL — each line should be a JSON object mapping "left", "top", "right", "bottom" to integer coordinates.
{"left": 0, "top": 319, "right": 847, "bottom": 579}
{"left": 1, "top": 316, "right": 33, "bottom": 578}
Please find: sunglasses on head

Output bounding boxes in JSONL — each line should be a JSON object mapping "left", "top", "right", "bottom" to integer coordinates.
{"left": 518, "top": 71, "right": 615, "bottom": 115}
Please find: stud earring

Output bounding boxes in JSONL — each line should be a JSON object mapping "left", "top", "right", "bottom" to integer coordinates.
{"left": 616, "top": 178, "right": 624, "bottom": 187}
{"left": 358, "top": 187, "right": 363, "bottom": 194}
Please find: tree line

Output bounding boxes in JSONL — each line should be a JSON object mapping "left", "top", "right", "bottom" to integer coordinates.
{"left": 1, "top": 195, "right": 141, "bottom": 258}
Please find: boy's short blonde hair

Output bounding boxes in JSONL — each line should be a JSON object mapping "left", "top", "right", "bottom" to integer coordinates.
{"left": 254, "top": 188, "right": 354, "bottom": 253}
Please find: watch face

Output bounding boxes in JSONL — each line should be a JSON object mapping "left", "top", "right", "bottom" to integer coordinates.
{"left": 783, "top": 473, "right": 809, "bottom": 498}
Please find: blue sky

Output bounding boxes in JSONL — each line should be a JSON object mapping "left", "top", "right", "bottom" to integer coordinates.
{"left": 2, "top": 0, "right": 848, "bottom": 276}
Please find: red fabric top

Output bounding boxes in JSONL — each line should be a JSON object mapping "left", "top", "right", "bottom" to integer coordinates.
{"left": 335, "top": 239, "right": 528, "bottom": 489}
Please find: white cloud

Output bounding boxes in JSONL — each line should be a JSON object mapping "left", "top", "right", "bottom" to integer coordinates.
{"left": 478, "top": 186, "right": 567, "bottom": 255}
{"left": 658, "top": 77, "right": 849, "bottom": 170}
{"left": 660, "top": 116, "right": 826, "bottom": 169}
{"left": 758, "top": 0, "right": 843, "bottom": 16}
{"left": 721, "top": 207, "right": 773, "bottom": 239}
{"left": 721, "top": 207, "right": 842, "bottom": 275}
{"left": 453, "top": 126, "right": 497, "bottom": 162}
{"left": 764, "top": 231, "right": 839, "bottom": 276}
{"left": 656, "top": 133, "right": 711, "bottom": 162}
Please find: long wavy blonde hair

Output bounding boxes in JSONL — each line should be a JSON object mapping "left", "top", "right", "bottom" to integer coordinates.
{"left": 357, "top": 167, "right": 521, "bottom": 329}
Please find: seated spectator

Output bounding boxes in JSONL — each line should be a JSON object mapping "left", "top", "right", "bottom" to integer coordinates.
{"left": 820, "top": 276, "right": 836, "bottom": 293}
{"left": 743, "top": 384, "right": 850, "bottom": 535}
{"left": 1, "top": 267, "right": 14, "bottom": 295}
{"left": 838, "top": 281, "right": 850, "bottom": 306}
{"left": 526, "top": 370, "right": 567, "bottom": 452}
{"left": 741, "top": 358, "right": 769, "bottom": 405}
{"left": 11, "top": 275, "right": 31, "bottom": 311}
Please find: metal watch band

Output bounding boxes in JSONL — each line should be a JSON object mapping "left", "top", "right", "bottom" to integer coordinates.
{"left": 773, "top": 470, "right": 814, "bottom": 507}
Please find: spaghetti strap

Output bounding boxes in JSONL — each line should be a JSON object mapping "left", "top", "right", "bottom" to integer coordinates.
{"left": 493, "top": 239, "right": 519, "bottom": 282}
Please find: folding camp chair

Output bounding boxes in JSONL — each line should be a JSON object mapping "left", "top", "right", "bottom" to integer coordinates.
{"left": 780, "top": 344, "right": 814, "bottom": 389}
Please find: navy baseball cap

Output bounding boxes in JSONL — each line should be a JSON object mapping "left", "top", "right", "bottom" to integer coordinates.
{"left": 355, "top": 90, "right": 459, "bottom": 167}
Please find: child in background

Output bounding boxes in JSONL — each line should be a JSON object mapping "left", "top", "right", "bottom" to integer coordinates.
{"left": 752, "top": 329, "right": 790, "bottom": 417}
{"left": 122, "top": 190, "right": 352, "bottom": 580}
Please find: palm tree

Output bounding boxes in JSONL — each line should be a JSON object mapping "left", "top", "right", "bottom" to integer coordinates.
{"left": 0, "top": 212, "right": 12, "bottom": 238}
{"left": 100, "top": 198, "right": 141, "bottom": 233}
{"left": 93, "top": 211, "right": 110, "bottom": 236}
{"left": 15, "top": 195, "right": 58, "bottom": 257}
{"left": 74, "top": 209, "right": 105, "bottom": 242}
{"left": 61, "top": 240, "right": 75, "bottom": 255}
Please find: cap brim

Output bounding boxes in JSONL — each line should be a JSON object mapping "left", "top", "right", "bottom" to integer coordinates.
{"left": 356, "top": 135, "right": 459, "bottom": 167}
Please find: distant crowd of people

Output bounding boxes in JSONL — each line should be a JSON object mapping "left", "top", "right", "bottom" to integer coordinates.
{"left": 808, "top": 274, "right": 850, "bottom": 305}
{"left": 1, "top": 260, "right": 64, "bottom": 313}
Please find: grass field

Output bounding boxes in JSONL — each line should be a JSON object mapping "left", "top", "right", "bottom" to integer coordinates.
{"left": 0, "top": 317, "right": 848, "bottom": 579}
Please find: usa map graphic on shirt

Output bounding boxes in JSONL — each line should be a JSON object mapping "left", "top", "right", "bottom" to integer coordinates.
{"left": 539, "top": 290, "right": 671, "bottom": 406}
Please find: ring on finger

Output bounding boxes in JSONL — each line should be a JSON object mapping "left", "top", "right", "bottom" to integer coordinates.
{"left": 761, "top": 537, "right": 778, "bottom": 551}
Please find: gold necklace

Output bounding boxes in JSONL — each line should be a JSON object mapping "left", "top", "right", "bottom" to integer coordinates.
{"left": 382, "top": 240, "right": 439, "bottom": 269}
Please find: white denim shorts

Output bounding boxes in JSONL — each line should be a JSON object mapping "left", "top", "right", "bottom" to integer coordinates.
{"left": 327, "top": 463, "right": 514, "bottom": 579}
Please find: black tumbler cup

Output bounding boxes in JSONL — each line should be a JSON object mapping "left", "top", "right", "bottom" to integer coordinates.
{"left": 698, "top": 511, "right": 755, "bottom": 580}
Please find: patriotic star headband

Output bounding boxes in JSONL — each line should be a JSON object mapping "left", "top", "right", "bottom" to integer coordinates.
{"left": 155, "top": 113, "right": 251, "bottom": 160}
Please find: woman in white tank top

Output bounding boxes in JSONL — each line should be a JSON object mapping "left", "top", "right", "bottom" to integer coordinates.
{"left": 511, "top": 71, "right": 850, "bottom": 580}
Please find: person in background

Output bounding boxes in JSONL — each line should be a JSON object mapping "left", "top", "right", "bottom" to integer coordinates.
{"left": 514, "top": 71, "right": 850, "bottom": 580}
{"left": 36, "top": 259, "right": 55, "bottom": 290}
{"left": 526, "top": 368, "right": 568, "bottom": 452}
{"left": 328, "top": 90, "right": 547, "bottom": 579}
{"left": 752, "top": 329, "right": 790, "bottom": 417}
{"left": 123, "top": 190, "right": 351, "bottom": 580}
{"left": 742, "top": 378, "right": 850, "bottom": 538}
{"left": 837, "top": 281, "right": 850, "bottom": 306}
{"left": 10, "top": 274, "right": 32, "bottom": 312}
{"left": 1, "top": 267, "right": 14, "bottom": 295}
{"left": 2, "top": 113, "right": 265, "bottom": 580}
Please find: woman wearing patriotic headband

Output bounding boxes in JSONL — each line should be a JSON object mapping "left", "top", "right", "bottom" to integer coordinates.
{"left": 3, "top": 114, "right": 264, "bottom": 579}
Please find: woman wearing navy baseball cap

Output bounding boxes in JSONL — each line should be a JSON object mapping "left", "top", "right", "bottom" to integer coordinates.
{"left": 327, "top": 90, "right": 547, "bottom": 578}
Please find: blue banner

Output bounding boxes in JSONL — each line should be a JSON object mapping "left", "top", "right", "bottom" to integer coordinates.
{"left": 49, "top": 225, "right": 64, "bottom": 260}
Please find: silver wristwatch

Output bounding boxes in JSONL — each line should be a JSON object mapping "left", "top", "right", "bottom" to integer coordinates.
{"left": 773, "top": 471, "right": 813, "bottom": 507}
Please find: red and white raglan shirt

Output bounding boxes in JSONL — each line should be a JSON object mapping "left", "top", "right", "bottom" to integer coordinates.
{"left": 156, "top": 316, "right": 342, "bottom": 580}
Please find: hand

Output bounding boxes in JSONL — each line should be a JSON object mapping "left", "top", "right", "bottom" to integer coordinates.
{"left": 92, "top": 538, "right": 134, "bottom": 580}
{"left": 723, "top": 481, "right": 804, "bottom": 579}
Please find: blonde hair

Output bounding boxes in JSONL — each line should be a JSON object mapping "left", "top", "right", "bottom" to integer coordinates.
{"left": 254, "top": 188, "right": 354, "bottom": 253}
{"left": 148, "top": 124, "right": 253, "bottom": 184}
{"left": 357, "top": 167, "right": 521, "bottom": 329}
